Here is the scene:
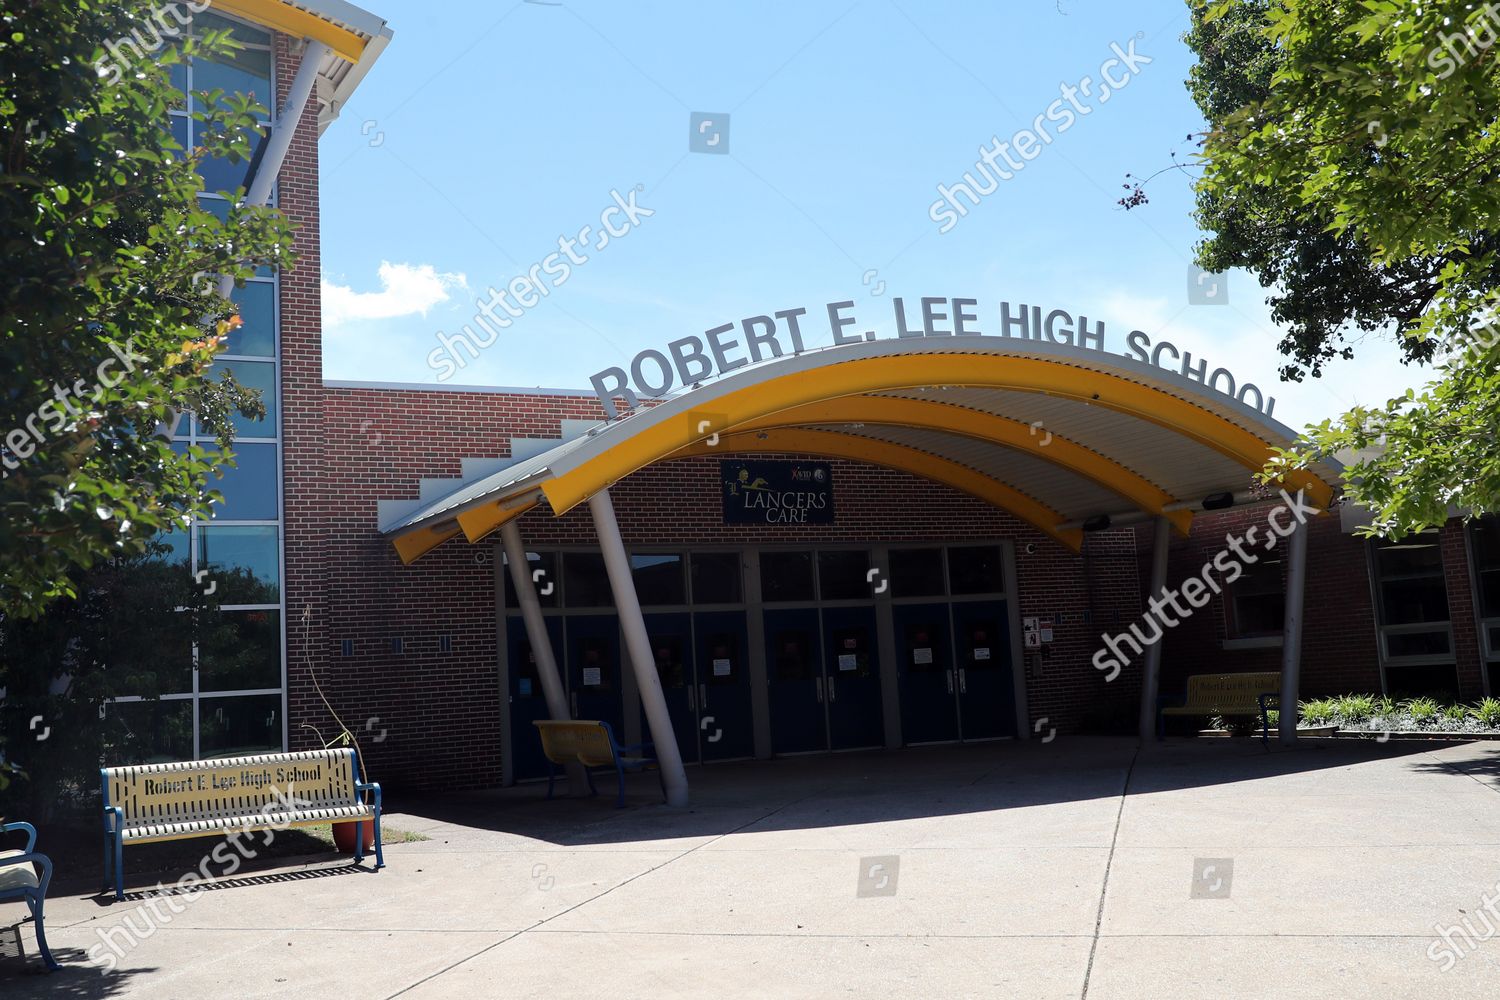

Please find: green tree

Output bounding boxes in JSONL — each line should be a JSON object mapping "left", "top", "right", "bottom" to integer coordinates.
{"left": 0, "top": 1, "right": 293, "bottom": 616}
{"left": 1186, "top": 0, "right": 1500, "bottom": 535}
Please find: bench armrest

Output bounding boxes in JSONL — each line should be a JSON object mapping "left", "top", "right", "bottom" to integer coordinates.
{"left": 0, "top": 821, "right": 37, "bottom": 854}
{"left": 102, "top": 805, "right": 124, "bottom": 835}
{"left": 355, "top": 781, "right": 382, "bottom": 810}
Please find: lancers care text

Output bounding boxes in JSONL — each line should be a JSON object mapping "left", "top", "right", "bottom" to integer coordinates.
{"left": 588, "top": 296, "right": 1278, "bottom": 420}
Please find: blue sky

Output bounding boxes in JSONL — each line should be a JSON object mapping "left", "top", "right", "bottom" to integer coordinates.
{"left": 315, "top": 0, "right": 1426, "bottom": 431}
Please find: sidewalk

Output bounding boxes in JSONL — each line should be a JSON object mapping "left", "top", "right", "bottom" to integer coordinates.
{"left": 5, "top": 737, "right": 1500, "bottom": 998}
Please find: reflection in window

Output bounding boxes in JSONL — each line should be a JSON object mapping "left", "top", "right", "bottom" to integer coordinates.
{"left": 195, "top": 360, "right": 276, "bottom": 439}
{"left": 1373, "top": 533, "right": 1450, "bottom": 626}
{"left": 890, "top": 548, "right": 945, "bottom": 598}
{"left": 227, "top": 281, "right": 276, "bottom": 356}
{"left": 1226, "top": 560, "right": 1284, "bottom": 638}
{"left": 199, "top": 694, "right": 282, "bottom": 758}
{"left": 690, "top": 551, "right": 742, "bottom": 604}
{"left": 502, "top": 550, "right": 559, "bottom": 608}
{"left": 106, "top": 699, "right": 194, "bottom": 765}
{"left": 203, "top": 443, "right": 278, "bottom": 520}
{"left": 631, "top": 553, "right": 685, "bottom": 606}
{"left": 817, "top": 550, "right": 871, "bottom": 600}
{"left": 948, "top": 545, "right": 1004, "bottom": 595}
{"left": 197, "top": 524, "right": 279, "bottom": 603}
{"left": 562, "top": 552, "right": 612, "bottom": 607}
{"left": 760, "top": 551, "right": 815, "bottom": 603}
{"left": 198, "top": 609, "right": 280, "bottom": 691}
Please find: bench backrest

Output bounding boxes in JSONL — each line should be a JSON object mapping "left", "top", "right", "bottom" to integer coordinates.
{"left": 102, "top": 749, "right": 361, "bottom": 827}
{"left": 1182, "top": 672, "right": 1281, "bottom": 710}
{"left": 534, "top": 721, "right": 618, "bottom": 767}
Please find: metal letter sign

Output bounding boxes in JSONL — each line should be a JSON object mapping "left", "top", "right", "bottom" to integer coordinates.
{"left": 721, "top": 460, "right": 834, "bottom": 525}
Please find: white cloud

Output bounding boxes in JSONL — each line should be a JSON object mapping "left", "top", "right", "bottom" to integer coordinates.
{"left": 322, "top": 261, "right": 467, "bottom": 329}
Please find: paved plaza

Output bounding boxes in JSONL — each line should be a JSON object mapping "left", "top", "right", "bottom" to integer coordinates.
{"left": 6, "top": 737, "right": 1500, "bottom": 998}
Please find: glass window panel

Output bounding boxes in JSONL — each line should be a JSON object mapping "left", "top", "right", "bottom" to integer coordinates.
{"left": 198, "top": 694, "right": 283, "bottom": 758}
{"left": 1375, "top": 537, "right": 1443, "bottom": 577}
{"left": 771, "top": 627, "right": 818, "bottom": 681}
{"left": 817, "top": 549, "right": 871, "bottom": 600}
{"left": 197, "top": 525, "right": 279, "bottom": 604}
{"left": 194, "top": 360, "right": 276, "bottom": 439}
{"left": 1479, "top": 571, "right": 1500, "bottom": 620}
{"left": 192, "top": 12, "right": 273, "bottom": 47}
{"left": 648, "top": 632, "right": 686, "bottom": 689}
{"left": 1227, "top": 560, "right": 1284, "bottom": 638}
{"left": 759, "top": 551, "right": 814, "bottom": 603}
{"left": 169, "top": 61, "right": 188, "bottom": 96}
{"left": 1379, "top": 579, "right": 1450, "bottom": 625}
{"left": 889, "top": 548, "right": 945, "bottom": 598}
{"left": 1383, "top": 663, "right": 1460, "bottom": 701}
{"left": 195, "top": 125, "right": 264, "bottom": 197}
{"left": 948, "top": 545, "right": 1004, "bottom": 595}
{"left": 201, "top": 442, "right": 278, "bottom": 520}
{"left": 690, "top": 551, "right": 742, "bottom": 604}
{"left": 167, "top": 114, "right": 189, "bottom": 159}
{"left": 1386, "top": 629, "right": 1451, "bottom": 658}
{"left": 502, "top": 550, "right": 559, "bottom": 609}
{"left": 106, "top": 699, "right": 194, "bottom": 764}
{"left": 1473, "top": 515, "right": 1500, "bottom": 566}
{"left": 198, "top": 609, "right": 280, "bottom": 691}
{"left": 227, "top": 281, "right": 275, "bottom": 356}
{"left": 631, "top": 553, "right": 685, "bottom": 606}
{"left": 191, "top": 47, "right": 273, "bottom": 117}
{"left": 562, "top": 551, "right": 612, "bottom": 607}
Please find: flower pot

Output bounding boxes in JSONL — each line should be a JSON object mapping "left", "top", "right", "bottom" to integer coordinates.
{"left": 331, "top": 819, "right": 375, "bottom": 854}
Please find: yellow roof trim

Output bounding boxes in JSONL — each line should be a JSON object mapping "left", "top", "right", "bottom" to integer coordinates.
{"left": 673, "top": 428, "right": 1084, "bottom": 553}
{"left": 542, "top": 354, "right": 1335, "bottom": 519}
{"left": 735, "top": 396, "right": 1195, "bottom": 536}
{"left": 213, "top": 0, "right": 368, "bottom": 62}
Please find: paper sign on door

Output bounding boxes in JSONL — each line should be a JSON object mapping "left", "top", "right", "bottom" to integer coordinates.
{"left": 713, "top": 658, "right": 732, "bottom": 677}
{"left": 582, "top": 667, "right": 601, "bottom": 686}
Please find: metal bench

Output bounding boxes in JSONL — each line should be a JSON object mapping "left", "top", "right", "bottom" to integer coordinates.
{"left": 100, "top": 748, "right": 382, "bottom": 900}
{"left": 534, "top": 720, "right": 665, "bottom": 808}
{"left": 1159, "top": 671, "right": 1281, "bottom": 747}
{"left": 0, "top": 821, "right": 58, "bottom": 971}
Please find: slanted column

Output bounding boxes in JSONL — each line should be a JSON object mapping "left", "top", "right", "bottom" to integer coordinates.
{"left": 589, "top": 489, "right": 690, "bottom": 806}
{"left": 1137, "top": 516, "right": 1172, "bottom": 742}
{"left": 500, "top": 520, "right": 586, "bottom": 795}
{"left": 1278, "top": 516, "right": 1310, "bottom": 746}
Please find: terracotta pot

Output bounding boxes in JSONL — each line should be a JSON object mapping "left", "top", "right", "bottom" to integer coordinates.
{"left": 331, "top": 819, "right": 375, "bottom": 854}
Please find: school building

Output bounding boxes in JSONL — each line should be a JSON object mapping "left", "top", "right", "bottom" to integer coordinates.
{"left": 122, "top": 0, "right": 1500, "bottom": 802}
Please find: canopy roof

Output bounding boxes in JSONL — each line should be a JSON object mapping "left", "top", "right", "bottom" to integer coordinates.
{"left": 213, "top": 0, "right": 392, "bottom": 133}
{"left": 380, "top": 337, "right": 1343, "bottom": 563}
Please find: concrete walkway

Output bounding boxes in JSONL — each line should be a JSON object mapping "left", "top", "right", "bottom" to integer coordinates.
{"left": 5, "top": 737, "right": 1500, "bottom": 998}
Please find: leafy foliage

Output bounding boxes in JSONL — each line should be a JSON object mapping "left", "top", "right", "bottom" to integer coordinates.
{"left": 0, "top": 1, "right": 293, "bottom": 616}
{"left": 1189, "top": 0, "right": 1500, "bottom": 535}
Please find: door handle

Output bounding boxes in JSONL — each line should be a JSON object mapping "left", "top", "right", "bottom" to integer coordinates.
{"left": 571, "top": 691, "right": 578, "bottom": 716}
{"left": 815, "top": 676, "right": 823, "bottom": 702}
{"left": 959, "top": 668, "right": 967, "bottom": 694}
{"left": 699, "top": 683, "right": 707, "bottom": 709}
{"left": 688, "top": 685, "right": 695, "bottom": 711}
{"left": 946, "top": 670, "right": 954, "bottom": 694}
{"left": 827, "top": 675, "right": 836, "bottom": 702}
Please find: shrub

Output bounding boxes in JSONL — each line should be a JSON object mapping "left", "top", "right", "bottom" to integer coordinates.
{"left": 1442, "top": 703, "right": 1469, "bottom": 726}
{"left": 1374, "top": 696, "right": 1397, "bottom": 718}
{"left": 1334, "top": 693, "right": 1376, "bottom": 723}
{"left": 1405, "top": 697, "right": 1441, "bottom": 726}
{"left": 1299, "top": 699, "right": 1336, "bottom": 726}
{"left": 1473, "top": 698, "right": 1500, "bottom": 728}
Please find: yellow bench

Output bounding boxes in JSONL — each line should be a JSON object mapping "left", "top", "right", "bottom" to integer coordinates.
{"left": 1159, "top": 671, "right": 1281, "bottom": 746}
{"left": 100, "top": 748, "right": 382, "bottom": 899}
{"left": 534, "top": 720, "right": 664, "bottom": 808}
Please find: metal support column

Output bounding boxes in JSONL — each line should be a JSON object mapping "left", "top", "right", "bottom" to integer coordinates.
{"left": 1278, "top": 516, "right": 1310, "bottom": 746}
{"left": 500, "top": 520, "right": 587, "bottom": 795}
{"left": 1138, "top": 516, "right": 1172, "bottom": 743}
{"left": 589, "top": 489, "right": 690, "bottom": 806}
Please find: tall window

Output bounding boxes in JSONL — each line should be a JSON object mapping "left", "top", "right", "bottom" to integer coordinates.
{"left": 111, "top": 13, "right": 284, "bottom": 760}
{"left": 1370, "top": 531, "right": 1456, "bottom": 697}
{"left": 1224, "top": 558, "right": 1283, "bottom": 640}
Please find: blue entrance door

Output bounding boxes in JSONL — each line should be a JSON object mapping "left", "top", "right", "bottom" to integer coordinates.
{"left": 643, "top": 612, "right": 698, "bottom": 765}
{"left": 694, "top": 610, "right": 754, "bottom": 760}
{"left": 952, "top": 600, "right": 1016, "bottom": 740}
{"left": 891, "top": 602, "right": 960, "bottom": 745}
{"left": 506, "top": 614, "right": 565, "bottom": 781}
{"left": 821, "top": 605, "right": 885, "bottom": 750}
{"left": 565, "top": 614, "right": 624, "bottom": 735}
{"left": 764, "top": 607, "right": 826, "bottom": 754}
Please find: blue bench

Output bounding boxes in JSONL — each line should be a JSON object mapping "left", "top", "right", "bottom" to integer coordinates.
{"left": 0, "top": 821, "right": 59, "bottom": 971}
{"left": 534, "top": 720, "right": 665, "bottom": 808}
